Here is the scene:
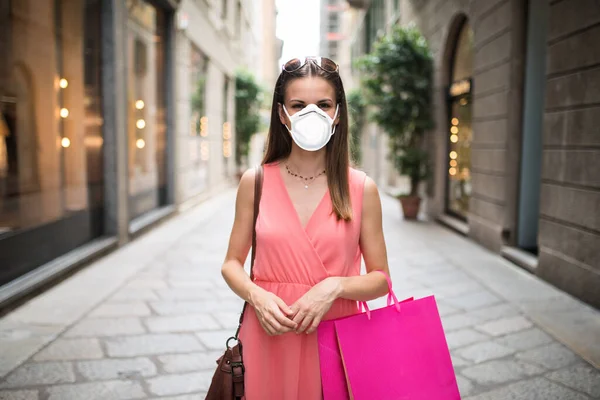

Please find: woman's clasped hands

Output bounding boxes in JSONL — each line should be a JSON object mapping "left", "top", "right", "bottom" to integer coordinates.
{"left": 249, "top": 287, "right": 297, "bottom": 336}
{"left": 250, "top": 277, "right": 342, "bottom": 336}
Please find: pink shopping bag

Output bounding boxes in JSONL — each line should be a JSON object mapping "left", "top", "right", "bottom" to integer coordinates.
{"left": 317, "top": 272, "right": 460, "bottom": 400}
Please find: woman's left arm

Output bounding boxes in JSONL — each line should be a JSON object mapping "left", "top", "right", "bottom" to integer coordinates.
{"left": 291, "top": 177, "right": 390, "bottom": 333}
{"left": 336, "top": 176, "right": 390, "bottom": 301}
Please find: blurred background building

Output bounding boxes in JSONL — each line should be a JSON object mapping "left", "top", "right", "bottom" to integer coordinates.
{"left": 0, "top": 0, "right": 281, "bottom": 306}
{"left": 336, "top": 0, "right": 599, "bottom": 308}
{"left": 320, "top": 0, "right": 345, "bottom": 61}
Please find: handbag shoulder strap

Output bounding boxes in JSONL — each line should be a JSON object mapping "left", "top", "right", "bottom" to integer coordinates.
{"left": 234, "top": 165, "right": 263, "bottom": 339}
{"left": 249, "top": 165, "right": 263, "bottom": 279}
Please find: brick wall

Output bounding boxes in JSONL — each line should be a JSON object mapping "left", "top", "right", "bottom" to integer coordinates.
{"left": 537, "top": 0, "right": 600, "bottom": 308}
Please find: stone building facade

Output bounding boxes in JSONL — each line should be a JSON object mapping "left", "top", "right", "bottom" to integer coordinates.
{"left": 174, "top": 0, "right": 264, "bottom": 207}
{"left": 342, "top": 0, "right": 600, "bottom": 308}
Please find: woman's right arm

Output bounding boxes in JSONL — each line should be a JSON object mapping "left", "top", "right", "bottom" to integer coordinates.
{"left": 221, "top": 168, "right": 297, "bottom": 336}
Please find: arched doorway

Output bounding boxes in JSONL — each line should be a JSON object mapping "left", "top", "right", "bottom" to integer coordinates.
{"left": 446, "top": 19, "right": 473, "bottom": 219}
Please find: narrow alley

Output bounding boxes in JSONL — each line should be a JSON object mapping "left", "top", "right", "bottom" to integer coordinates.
{"left": 0, "top": 189, "right": 598, "bottom": 399}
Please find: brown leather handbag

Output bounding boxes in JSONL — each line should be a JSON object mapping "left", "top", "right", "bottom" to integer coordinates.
{"left": 206, "top": 166, "right": 263, "bottom": 400}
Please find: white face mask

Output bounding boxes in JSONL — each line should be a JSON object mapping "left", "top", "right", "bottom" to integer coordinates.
{"left": 282, "top": 103, "right": 339, "bottom": 152}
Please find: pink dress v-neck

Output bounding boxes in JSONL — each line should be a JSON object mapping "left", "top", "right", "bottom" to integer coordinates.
{"left": 239, "top": 162, "right": 367, "bottom": 400}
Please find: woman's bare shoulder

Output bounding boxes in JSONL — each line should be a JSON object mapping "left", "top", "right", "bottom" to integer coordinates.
{"left": 237, "top": 167, "right": 259, "bottom": 205}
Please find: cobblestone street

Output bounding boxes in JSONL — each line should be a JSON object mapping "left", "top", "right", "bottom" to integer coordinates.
{"left": 1, "top": 189, "right": 599, "bottom": 399}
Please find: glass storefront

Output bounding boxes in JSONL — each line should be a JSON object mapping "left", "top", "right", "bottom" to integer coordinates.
{"left": 446, "top": 21, "right": 473, "bottom": 219}
{"left": 0, "top": 0, "right": 104, "bottom": 286}
{"left": 126, "top": 0, "right": 168, "bottom": 220}
{"left": 189, "top": 45, "right": 209, "bottom": 194}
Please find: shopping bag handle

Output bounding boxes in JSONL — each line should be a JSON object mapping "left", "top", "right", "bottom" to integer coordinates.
{"left": 359, "top": 270, "right": 401, "bottom": 319}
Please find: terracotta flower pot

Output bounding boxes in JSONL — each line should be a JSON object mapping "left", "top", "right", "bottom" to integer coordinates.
{"left": 399, "top": 195, "right": 421, "bottom": 220}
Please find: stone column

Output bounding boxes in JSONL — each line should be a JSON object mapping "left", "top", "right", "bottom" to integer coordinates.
{"left": 165, "top": 8, "right": 177, "bottom": 206}
{"left": 102, "top": 0, "right": 130, "bottom": 243}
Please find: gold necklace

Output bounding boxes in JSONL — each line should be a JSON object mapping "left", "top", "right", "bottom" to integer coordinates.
{"left": 285, "top": 164, "right": 326, "bottom": 189}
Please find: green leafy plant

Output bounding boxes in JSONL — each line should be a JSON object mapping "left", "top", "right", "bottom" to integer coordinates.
{"left": 347, "top": 88, "right": 367, "bottom": 165}
{"left": 191, "top": 77, "right": 206, "bottom": 116}
{"left": 356, "top": 24, "right": 434, "bottom": 197}
{"left": 235, "top": 69, "right": 263, "bottom": 167}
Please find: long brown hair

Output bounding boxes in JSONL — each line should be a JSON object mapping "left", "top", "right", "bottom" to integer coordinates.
{"left": 262, "top": 60, "right": 352, "bottom": 221}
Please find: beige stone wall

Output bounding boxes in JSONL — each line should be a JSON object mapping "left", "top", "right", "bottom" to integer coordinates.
{"left": 260, "top": 0, "right": 278, "bottom": 90}
{"left": 537, "top": 1, "right": 600, "bottom": 308}
{"left": 339, "top": 6, "right": 394, "bottom": 188}
{"left": 397, "top": 0, "right": 526, "bottom": 252}
{"left": 174, "top": 0, "right": 277, "bottom": 205}
{"left": 388, "top": 0, "right": 600, "bottom": 307}
{"left": 174, "top": 0, "right": 258, "bottom": 204}
{"left": 341, "top": 0, "right": 600, "bottom": 307}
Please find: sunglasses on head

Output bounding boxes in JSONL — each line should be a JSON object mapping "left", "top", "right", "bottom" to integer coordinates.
{"left": 282, "top": 56, "right": 339, "bottom": 73}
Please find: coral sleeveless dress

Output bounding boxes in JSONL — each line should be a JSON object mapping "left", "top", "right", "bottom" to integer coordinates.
{"left": 239, "top": 162, "right": 367, "bottom": 399}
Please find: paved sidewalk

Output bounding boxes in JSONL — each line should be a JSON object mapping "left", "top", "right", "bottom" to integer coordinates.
{"left": 0, "top": 188, "right": 599, "bottom": 399}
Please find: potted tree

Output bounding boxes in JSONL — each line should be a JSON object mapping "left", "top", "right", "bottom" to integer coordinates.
{"left": 357, "top": 25, "right": 434, "bottom": 219}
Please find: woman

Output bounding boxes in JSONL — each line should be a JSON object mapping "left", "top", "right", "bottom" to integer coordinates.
{"left": 221, "top": 57, "right": 391, "bottom": 399}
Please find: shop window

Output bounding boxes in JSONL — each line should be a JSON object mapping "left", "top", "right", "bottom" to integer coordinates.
{"left": 222, "top": 77, "right": 231, "bottom": 174}
{"left": 364, "top": 8, "right": 373, "bottom": 53}
{"left": 329, "top": 41, "right": 339, "bottom": 59}
{"left": 126, "top": 0, "right": 168, "bottom": 220}
{"left": 190, "top": 45, "right": 209, "bottom": 193}
{"left": 446, "top": 20, "right": 473, "bottom": 219}
{"left": 222, "top": 0, "right": 228, "bottom": 21}
{"left": 235, "top": 1, "right": 242, "bottom": 39}
{"left": 0, "top": 0, "right": 104, "bottom": 285}
{"left": 364, "top": 0, "right": 385, "bottom": 54}
{"left": 191, "top": 47, "right": 208, "bottom": 136}
{"left": 328, "top": 13, "right": 340, "bottom": 33}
